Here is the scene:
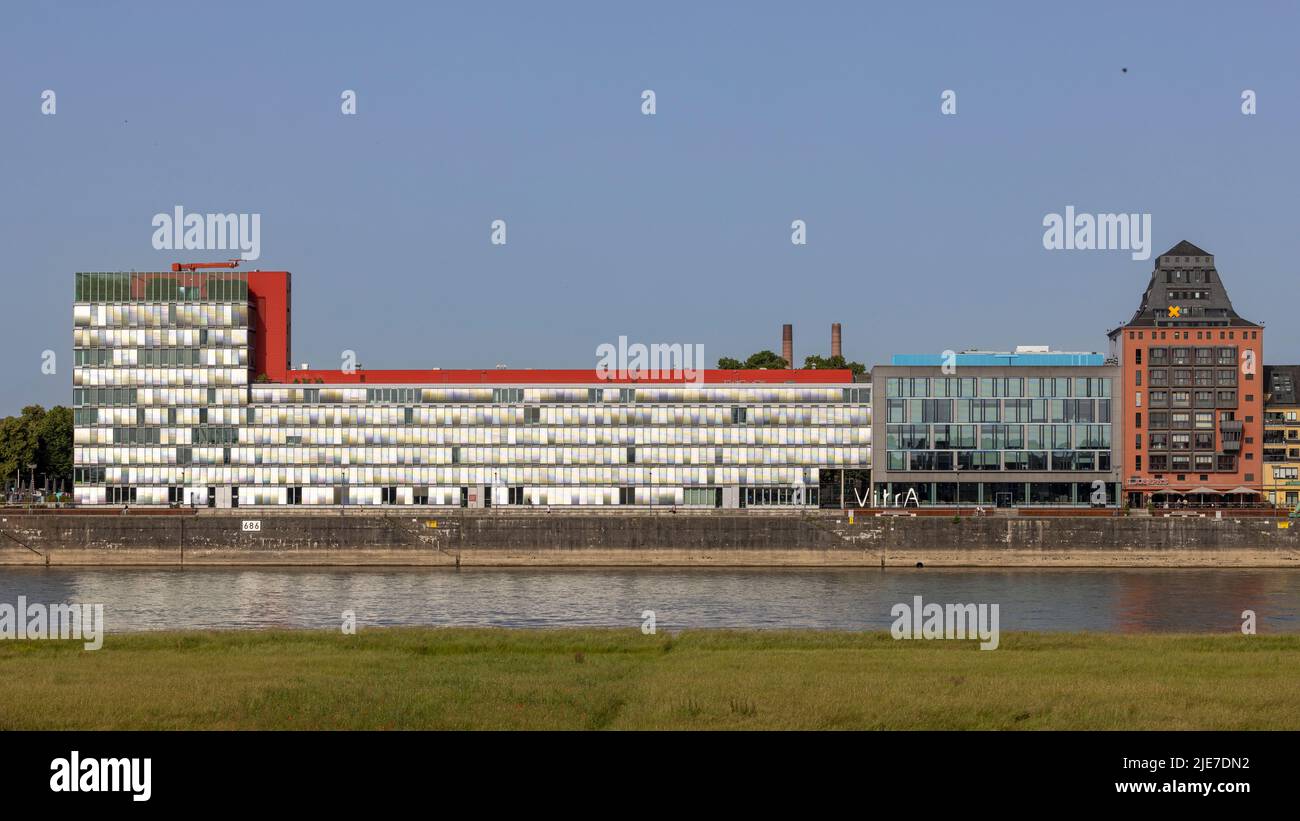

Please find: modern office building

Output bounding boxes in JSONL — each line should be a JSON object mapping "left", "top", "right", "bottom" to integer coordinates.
{"left": 870, "top": 349, "right": 1122, "bottom": 507}
{"left": 72, "top": 269, "right": 871, "bottom": 508}
{"left": 1263, "top": 365, "right": 1300, "bottom": 510}
{"left": 1107, "top": 241, "right": 1265, "bottom": 508}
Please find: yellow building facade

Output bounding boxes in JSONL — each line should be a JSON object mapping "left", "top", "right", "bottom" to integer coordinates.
{"left": 1263, "top": 366, "right": 1300, "bottom": 509}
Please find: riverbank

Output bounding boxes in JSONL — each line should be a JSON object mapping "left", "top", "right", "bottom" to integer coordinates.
{"left": 1, "top": 628, "right": 1295, "bottom": 729}
{"left": 3, "top": 510, "right": 1299, "bottom": 567}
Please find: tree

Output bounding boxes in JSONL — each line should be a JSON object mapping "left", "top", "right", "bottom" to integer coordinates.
{"left": 0, "top": 404, "right": 73, "bottom": 493}
{"left": 0, "top": 415, "right": 27, "bottom": 492}
{"left": 38, "top": 406, "right": 74, "bottom": 488}
{"left": 803, "top": 354, "right": 867, "bottom": 377}
{"left": 718, "top": 351, "right": 789, "bottom": 370}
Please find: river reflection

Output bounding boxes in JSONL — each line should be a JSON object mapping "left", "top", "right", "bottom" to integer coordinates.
{"left": 0, "top": 567, "right": 1296, "bottom": 633}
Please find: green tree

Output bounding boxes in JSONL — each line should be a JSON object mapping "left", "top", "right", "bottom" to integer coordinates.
{"left": 38, "top": 406, "right": 74, "bottom": 488}
{"left": 743, "top": 350, "right": 789, "bottom": 369}
{"left": 803, "top": 354, "right": 867, "bottom": 377}
{"left": 717, "top": 351, "right": 789, "bottom": 369}
{"left": 0, "top": 407, "right": 42, "bottom": 492}
{"left": 0, "top": 415, "right": 27, "bottom": 492}
{"left": 0, "top": 404, "right": 74, "bottom": 493}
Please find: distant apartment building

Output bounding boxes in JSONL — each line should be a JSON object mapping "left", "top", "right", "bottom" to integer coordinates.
{"left": 72, "top": 270, "right": 871, "bottom": 509}
{"left": 1107, "top": 241, "right": 1265, "bottom": 508}
{"left": 1263, "top": 365, "right": 1300, "bottom": 510}
{"left": 870, "top": 349, "right": 1121, "bottom": 507}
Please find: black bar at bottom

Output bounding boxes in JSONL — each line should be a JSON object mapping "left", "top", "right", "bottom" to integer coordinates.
{"left": 1, "top": 730, "right": 1289, "bottom": 808}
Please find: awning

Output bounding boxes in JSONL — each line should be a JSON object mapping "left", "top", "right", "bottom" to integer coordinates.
{"left": 1225, "top": 487, "right": 1261, "bottom": 495}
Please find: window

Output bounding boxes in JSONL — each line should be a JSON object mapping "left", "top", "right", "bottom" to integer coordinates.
{"left": 959, "top": 399, "right": 1000, "bottom": 423}
{"left": 909, "top": 452, "right": 936, "bottom": 471}
{"left": 921, "top": 399, "right": 953, "bottom": 423}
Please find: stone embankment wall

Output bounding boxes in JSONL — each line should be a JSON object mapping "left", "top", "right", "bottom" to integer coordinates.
{"left": 1, "top": 511, "right": 1297, "bottom": 567}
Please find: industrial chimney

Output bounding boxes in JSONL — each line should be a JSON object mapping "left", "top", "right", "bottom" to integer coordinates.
{"left": 831, "top": 323, "right": 842, "bottom": 359}
{"left": 782, "top": 324, "right": 794, "bottom": 368}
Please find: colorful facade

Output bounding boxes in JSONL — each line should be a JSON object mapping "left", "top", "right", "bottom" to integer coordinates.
{"left": 72, "top": 270, "right": 871, "bottom": 508}
{"left": 1263, "top": 365, "right": 1300, "bottom": 510}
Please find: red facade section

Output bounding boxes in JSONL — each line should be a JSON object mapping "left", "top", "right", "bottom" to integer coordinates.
{"left": 1119, "top": 327, "right": 1265, "bottom": 497}
{"left": 276, "top": 368, "right": 854, "bottom": 385}
{"left": 248, "top": 271, "right": 292, "bottom": 382}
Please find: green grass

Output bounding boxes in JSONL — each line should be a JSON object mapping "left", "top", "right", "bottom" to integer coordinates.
{"left": 1, "top": 628, "right": 1297, "bottom": 729}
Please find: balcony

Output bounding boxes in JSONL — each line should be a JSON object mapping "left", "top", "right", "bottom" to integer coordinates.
{"left": 1220, "top": 419, "right": 1243, "bottom": 452}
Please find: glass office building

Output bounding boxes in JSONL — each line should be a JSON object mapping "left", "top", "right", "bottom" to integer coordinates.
{"left": 72, "top": 270, "right": 871, "bottom": 508}
{"left": 871, "top": 352, "right": 1122, "bottom": 507}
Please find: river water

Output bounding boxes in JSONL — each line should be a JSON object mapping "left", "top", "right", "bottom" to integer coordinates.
{"left": 0, "top": 567, "right": 1297, "bottom": 633}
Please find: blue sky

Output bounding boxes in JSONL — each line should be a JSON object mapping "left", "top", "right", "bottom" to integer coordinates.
{"left": 2, "top": 0, "right": 1298, "bottom": 414}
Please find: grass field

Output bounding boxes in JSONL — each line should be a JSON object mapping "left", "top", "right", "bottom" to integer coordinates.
{"left": 1, "top": 628, "right": 1297, "bottom": 730}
